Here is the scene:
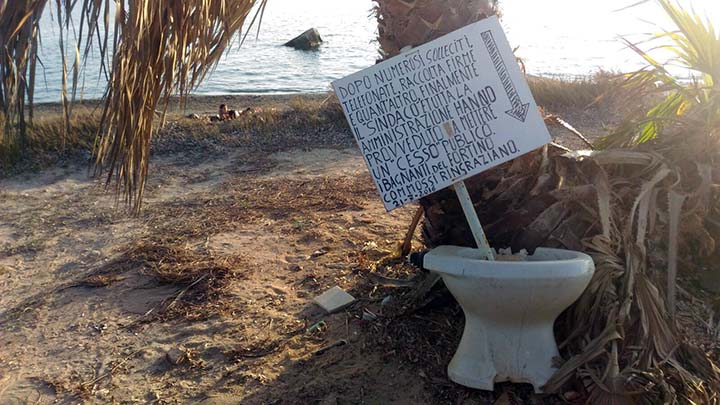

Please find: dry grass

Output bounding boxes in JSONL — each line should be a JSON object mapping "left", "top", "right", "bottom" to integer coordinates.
{"left": 74, "top": 173, "right": 377, "bottom": 325}
{"left": 154, "top": 95, "right": 349, "bottom": 154}
{"left": 0, "top": 95, "right": 350, "bottom": 178}
{"left": 0, "top": 109, "right": 99, "bottom": 176}
{"left": 528, "top": 72, "right": 622, "bottom": 111}
{"left": 144, "top": 174, "right": 374, "bottom": 244}
{"left": 70, "top": 237, "right": 249, "bottom": 324}
{"left": 124, "top": 242, "right": 248, "bottom": 322}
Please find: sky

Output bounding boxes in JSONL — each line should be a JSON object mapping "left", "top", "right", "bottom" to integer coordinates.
{"left": 501, "top": 0, "right": 720, "bottom": 77}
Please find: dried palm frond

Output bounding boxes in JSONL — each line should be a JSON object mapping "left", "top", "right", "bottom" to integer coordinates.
{"left": 0, "top": 0, "right": 117, "bottom": 163}
{"left": 93, "top": 0, "right": 266, "bottom": 210}
{"left": 0, "top": 0, "right": 48, "bottom": 161}
{"left": 418, "top": 143, "right": 720, "bottom": 401}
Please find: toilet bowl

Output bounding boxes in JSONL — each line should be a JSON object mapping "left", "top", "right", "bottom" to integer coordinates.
{"left": 422, "top": 245, "right": 594, "bottom": 393}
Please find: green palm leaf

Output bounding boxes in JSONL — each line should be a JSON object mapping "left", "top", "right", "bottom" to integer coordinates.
{"left": 600, "top": 0, "right": 720, "bottom": 149}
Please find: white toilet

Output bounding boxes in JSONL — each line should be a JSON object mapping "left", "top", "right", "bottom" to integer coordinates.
{"left": 422, "top": 245, "right": 594, "bottom": 393}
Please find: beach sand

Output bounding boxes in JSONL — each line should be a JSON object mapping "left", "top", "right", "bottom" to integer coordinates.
{"left": 0, "top": 93, "right": 624, "bottom": 403}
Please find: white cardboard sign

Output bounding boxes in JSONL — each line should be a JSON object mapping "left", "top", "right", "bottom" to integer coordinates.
{"left": 332, "top": 16, "right": 550, "bottom": 211}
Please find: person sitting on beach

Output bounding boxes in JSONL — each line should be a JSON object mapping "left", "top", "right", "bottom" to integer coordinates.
{"left": 219, "top": 104, "right": 240, "bottom": 121}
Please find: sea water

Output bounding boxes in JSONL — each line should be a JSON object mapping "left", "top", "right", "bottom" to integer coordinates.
{"left": 32, "top": 0, "right": 717, "bottom": 104}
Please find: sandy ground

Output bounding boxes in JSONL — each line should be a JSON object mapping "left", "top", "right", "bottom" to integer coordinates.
{"left": 0, "top": 142, "right": 453, "bottom": 403}
{"left": 0, "top": 95, "right": 654, "bottom": 404}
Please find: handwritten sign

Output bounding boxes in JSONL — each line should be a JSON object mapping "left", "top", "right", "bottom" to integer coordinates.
{"left": 332, "top": 16, "right": 550, "bottom": 211}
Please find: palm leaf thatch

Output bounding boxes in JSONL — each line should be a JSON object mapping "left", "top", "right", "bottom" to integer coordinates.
{"left": 0, "top": 0, "right": 47, "bottom": 159}
{"left": 93, "top": 0, "right": 266, "bottom": 210}
{"left": 0, "top": 0, "right": 266, "bottom": 210}
{"left": 1, "top": 0, "right": 109, "bottom": 161}
{"left": 376, "top": 0, "right": 720, "bottom": 401}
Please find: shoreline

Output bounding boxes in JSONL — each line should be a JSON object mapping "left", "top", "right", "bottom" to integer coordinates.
{"left": 28, "top": 71, "right": 620, "bottom": 108}
{"left": 31, "top": 92, "right": 332, "bottom": 117}
{"left": 28, "top": 73, "right": 616, "bottom": 116}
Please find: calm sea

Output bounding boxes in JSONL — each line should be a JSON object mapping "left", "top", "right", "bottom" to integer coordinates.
{"left": 34, "top": 0, "right": 717, "bottom": 103}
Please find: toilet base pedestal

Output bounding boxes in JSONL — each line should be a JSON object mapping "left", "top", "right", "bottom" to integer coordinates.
{"left": 447, "top": 314, "right": 559, "bottom": 393}
{"left": 423, "top": 246, "right": 595, "bottom": 394}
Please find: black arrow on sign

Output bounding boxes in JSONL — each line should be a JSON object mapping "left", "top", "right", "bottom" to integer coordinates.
{"left": 480, "top": 30, "right": 529, "bottom": 123}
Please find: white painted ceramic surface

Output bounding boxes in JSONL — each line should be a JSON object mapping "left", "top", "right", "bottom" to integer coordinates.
{"left": 424, "top": 245, "right": 594, "bottom": 393}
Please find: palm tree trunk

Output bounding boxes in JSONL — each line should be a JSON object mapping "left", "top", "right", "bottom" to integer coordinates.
{"left": 375, "top": 0, "right": 499, "bottom": 59}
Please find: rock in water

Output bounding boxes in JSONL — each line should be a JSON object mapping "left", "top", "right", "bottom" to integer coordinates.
{"left": 284, "top": 28, "right": 322, "bottom": 50}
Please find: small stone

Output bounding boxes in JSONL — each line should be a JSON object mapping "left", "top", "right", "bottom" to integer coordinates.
{"left": 313, "top": 286, "right": 356, "bottom": 313}
{"left": 563, "top": 391, "right": 581, "bottom": 401}
{"left": 138, "top": 348, "right": 156, "bottom": 361}
{"left": 361, "top": 309, "right": 377, "bottom": 321}
{"left": 285, "top": 255, "right": 304, "bottom": 263}
{"left": 166, "top": 348, "right": 187, "bottom": 365}
{"left": 493, "top": 392, "right": 511, "bottom": 405}
{"left": 361, "top": 241, "right": 387, "bottom": 260}
{"left": 289, "top": 264, "right": 302, "bottom": 272}
{"left": 146, "top": 390, "right": 161, "bottom": 401}
{"left": 310, "top": 247, "right": 330, "bottom": 258}
{"left": 319, "top": 392, "right": 339, "bottom": 405}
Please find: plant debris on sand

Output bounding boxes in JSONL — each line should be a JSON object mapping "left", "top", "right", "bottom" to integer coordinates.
{"left": 0, "top": 87, "right": 625, "bottom": 402}
{"left": 2, "top": 66, "right": 719, "bottom": 404}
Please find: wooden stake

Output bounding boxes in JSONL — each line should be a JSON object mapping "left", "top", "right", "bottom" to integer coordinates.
{"left": 401, "top": 206, "right": 423, "bottom": 257}
{"left": 453, "top": 181, "right": 495, "bottom": 260}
